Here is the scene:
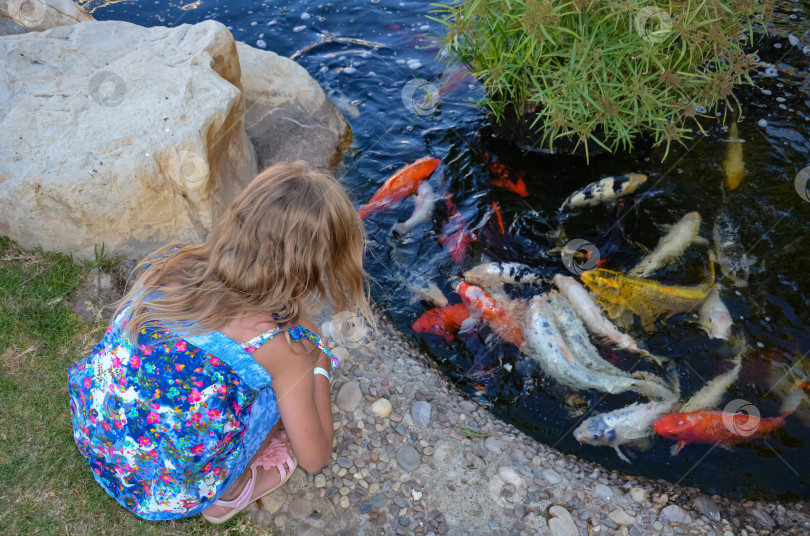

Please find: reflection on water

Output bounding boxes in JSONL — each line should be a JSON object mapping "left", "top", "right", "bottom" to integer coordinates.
{"left": 88, "top": 0, "right": 810, "bottom": 501}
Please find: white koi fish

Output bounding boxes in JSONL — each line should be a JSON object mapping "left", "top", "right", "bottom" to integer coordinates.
{"left": 680, "top": 350, "right": 743, "bottom": 413}
{"left": 698, "top": 288, "right": 733, "bottom": 340}
{"left": 392, "top": 181, "right": 435, "bottom": 236}
{"left": 574, "top": 398, "right": 676, "bottom": 463}
{"left": 628, "top": 212, "right": 704, "bottom": 278}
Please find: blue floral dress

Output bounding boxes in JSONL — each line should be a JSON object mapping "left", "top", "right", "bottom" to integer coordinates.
{"left": 68, "top": 301, "right": 337, "bottom": 520}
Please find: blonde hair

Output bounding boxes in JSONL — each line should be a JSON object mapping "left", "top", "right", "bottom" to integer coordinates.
{"left": 117, "top": 161, "right": 373, "bottom": 342}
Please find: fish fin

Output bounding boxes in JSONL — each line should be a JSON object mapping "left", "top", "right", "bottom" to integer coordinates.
{"left": 627, "top": 239, "right": 651, "bottom": 256}
{"left": 748, "top": 254, "right": 758, "bottom": 265}
{"left": 632, "top": 437, "right": 653, "bottom": 452}
{"left": 780, "top": 388, "right": 807, "bottom": 415}
{"left": 458, "top": 316, "right": 479, "bottom": 336}
{"left": 693, "top": 236, "right": 710, "bottom": 247}
{"left": 614, "top": 445, "right": 631, "bottom": 463}
{"left": 670, "top": 441, "right": 686, "bottom": 456}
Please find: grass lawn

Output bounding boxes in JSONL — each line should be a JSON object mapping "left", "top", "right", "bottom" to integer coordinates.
{"left": 0, "top": 237, "right": 269, "bottom": 536}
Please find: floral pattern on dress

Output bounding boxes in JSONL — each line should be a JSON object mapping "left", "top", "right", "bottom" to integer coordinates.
{"left": 68, "top": 306, "right": 256, "bottom": 520}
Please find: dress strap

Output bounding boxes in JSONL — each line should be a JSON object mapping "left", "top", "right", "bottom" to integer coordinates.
{"left": 242, "top": 324, "right": 340, "bottom": 370}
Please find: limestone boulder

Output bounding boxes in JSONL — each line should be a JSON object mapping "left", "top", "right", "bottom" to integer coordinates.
{"left": 0, "top": 0, "right": 93, "bottom": 32}
{"left": 0, "top": 19, "right": 257, "bottom": 260}
{"left": 236, "top": 42, "right": 351, "bottom": 172}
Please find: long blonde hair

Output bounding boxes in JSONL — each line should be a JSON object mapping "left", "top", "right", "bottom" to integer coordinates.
{"left": 117, "top": 161, "right": 373, "bottom": 341}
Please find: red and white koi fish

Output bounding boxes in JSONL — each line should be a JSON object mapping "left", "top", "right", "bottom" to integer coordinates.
{"left": 440, "top": 193, "right": 476, "bottom": 264}
{"left": 453, "top": 280, "right": 524, "bottom": 347}
{"left": 411, "top": 303, "right": 469, "bottom": 342}
{"left": 358, "top": 157, "right": 441, "bottom": 219}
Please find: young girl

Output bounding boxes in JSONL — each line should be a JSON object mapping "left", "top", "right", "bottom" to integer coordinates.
{"left": 68, "top": 161, "right": 372, "bottom": 523}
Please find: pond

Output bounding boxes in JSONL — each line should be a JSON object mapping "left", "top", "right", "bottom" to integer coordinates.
{"left": 81, "top": 0, "right": 810, "bottom": 501}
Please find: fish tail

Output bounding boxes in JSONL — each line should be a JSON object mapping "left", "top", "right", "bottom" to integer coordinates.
{"left": 780, "top": 388, "right": 806, "bottom": 415}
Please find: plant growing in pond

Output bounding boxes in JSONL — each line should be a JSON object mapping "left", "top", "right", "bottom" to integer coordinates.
{"left": 432, "top": 0, "right": 773, "bottom": 159}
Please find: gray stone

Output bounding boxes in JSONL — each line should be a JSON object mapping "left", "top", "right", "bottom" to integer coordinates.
{"left": 372, "top": 493, "right": 387, "bottom": 508}
{"left": 594, "top": 484, "right": 614, "bottom": 500}
{"left": 609, "top": 509, "right": 636, "bottom": 526}
{"left": 629, "top": 487, "right": 650, "bottom": 504}
{"left": 484, "top": 436, "right": 504, "bottom": 453}
{"left": 661, "top": 504, "right": 693, "bottom": 525}
{"left": 541, "top": 468, "right": 562, "bottom": 485}
{"left": 548, "top": 505, "right": 578, "bottom": 536}
{"left": 336, "top": 381, "right": 362, "bottom": 412}
{"left": 0, "top": 19, "right": 259, "bottom": 260}
{"left": 337, "top": 456, "right": 354, "bottom": 469}
{"left": 749, "top": 508, "right": 776, "bottom": 529}
{"left": 288, "top": 497, "right": 313, "bottom": 520}
{"left": 396, "top": 445, "right": 421, "bottom": 472}
{"left": 459, "top": 400, "right": 477, "bottom": 413}
{"left": 693, "top": 495, "right": 721, "bottom": 522}
{"left": 237, "top": 41, "right": 350, "bottom": 172}
{"left": 412, "top": 401, "right": 432, "bottom": 427}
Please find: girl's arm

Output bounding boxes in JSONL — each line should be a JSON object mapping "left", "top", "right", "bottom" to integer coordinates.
{"left": 252, "top": 320, "right": 334, "bottom": 473}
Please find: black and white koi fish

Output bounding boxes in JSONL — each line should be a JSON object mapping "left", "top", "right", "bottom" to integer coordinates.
{"left": 712, "top": 211, "right": 750, "bottom": 287}
{"left": 562, "top": 173, "right": 647, "bottom": 209}
{"left": 463, "top": 262, "right": 545, "bottom": 291}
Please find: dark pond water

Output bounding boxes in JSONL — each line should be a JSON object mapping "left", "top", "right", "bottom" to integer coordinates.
{"left": 82, "top": 0, "right": 810, "bottom": 501}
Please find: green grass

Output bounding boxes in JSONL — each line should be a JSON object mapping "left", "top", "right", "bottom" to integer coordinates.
{"left": 0, "top": 237, "right": 269, "bottom": 535}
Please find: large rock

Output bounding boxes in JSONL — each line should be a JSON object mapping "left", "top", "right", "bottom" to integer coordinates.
{"left": 0, "top": 0, "right": 92, "bottom": 32}
{"left": 0, "top": 19, "right": 258, "bottom": 259}
{"left": 236, "top": 41, "right": 351, "bottom": 172}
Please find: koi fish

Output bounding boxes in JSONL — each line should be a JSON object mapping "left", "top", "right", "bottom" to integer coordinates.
{"left": 454, "top": 281, "right": 524, "bottom": 347}
{"left": 411, "top": 303, "right": 469, "bottom": 341}
{"left": 463, "top": 262, "right": 545, "bottom": 291}
{"left": 580, "top": 268, "right": 711, "bottom": 331}
{"left": 654, "top": 388, "right": 804, "bottom": 454}
{"left": 392, "top": 181, "right": 436, "bottom": 236}
{"left": 698, "top": 288, "right": 733, "bottom": 340}
{"left": 484, "top": 151, "right": 529, "bottom": 197}
{"left": 680, "top": 350, "right": 743, "bottom": 413}
{"left": 724, "top": 122, "right": 744, "bottom": 190}
{"left": 440, "top": 196, "right": 477, "bottom": 264}
{"left": 520, "top": 295, "right": 674, "bottom": 400}
{"left": 491, "top": 202, "right": 505, "bottom": 234}
{"left": 712, "top": 211, "right": 749, "bottom": 287}
{"left": 574, "top": 399, "right": 677, "bottom": 463}
{"left": 405, "top": 277, "right": 448, "bottom": 307}
{"left": 627, "top": 212, "right": 704, "bottom": 278}
{"left": 562, "top": 173, "right": 647, "bottom": 209}
{"left": 358, "top": 157, "right": 441, "bottom": 219}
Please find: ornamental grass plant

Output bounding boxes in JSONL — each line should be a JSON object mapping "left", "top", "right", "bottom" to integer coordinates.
{"left": 433, "top": 0, "right": 774, "bottom": 159}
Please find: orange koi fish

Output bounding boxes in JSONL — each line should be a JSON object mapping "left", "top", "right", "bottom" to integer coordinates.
{"left": 454, "top": 281, "right": 524, "bottom": 347}
{"left": 440, "top": 192, "right": 476, "bottom": 264}
{"left": 654, "top": 388, "right": 805, "bottom": 454}
{"left": 358, "top": 157, "right": 441, "bottom": 219}
{"left": 491, "top": 202, "right": 505, "bottom": 234}
{"left": 411, "top": 303, "right": 470, "bottom": 342}
{"left": 484, "top": 151, "right": 529, "bottom": 197}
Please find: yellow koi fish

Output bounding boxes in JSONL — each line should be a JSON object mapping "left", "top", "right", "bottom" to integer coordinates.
{"left": 724, "top": 122, "right": 744, "bottom": 190}
{"left": 580, "top": 268, "right": 712, "bottom": 331}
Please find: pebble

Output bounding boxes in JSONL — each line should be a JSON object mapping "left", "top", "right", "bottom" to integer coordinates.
{"left": 412, "top": 401, "right": 432, "bottom": 427}
{"left": 661, "top": 504, "right": 693, "bottom": 525}
{"left": 336, "top": 381, "right": 362, "bottom": 412}
{"left": 396, "top": 424, "right": 407, "bottom": 435}
{"left": 594, "top": 484, "right": 614, "bottom": 500}
{"left": 288, "top": 497, "right": 313, "bottom": 520}
{"left": 694, "top": 495, "right": 721, "bottom": 522}
{"left": 371, "top": 398, "right": 393, "bottom": 417}
{"left": 629, "top": 488, "right": 649, "bottom": 504}
{"left": 340, "top": 496, "right": 350, "bottom": 509}
{"left": 258, "top": 489, "right": 287, "bottom": 514}
{"left": 397, "top": 445, "right": 421, "bottom": 471}
{"left": 609, "top": 509, "right": 636, "bottom": 526}
{"left": 484, "top": 436, "right": 504, "bottom": 453}
{"left": 749, "top": 508, "right": 776, "bottom": 529}
{"left": 541, "top": 468, "right": 562, "bottom": 485}
{"left": 337, "top": 456, "right": 354, "bottom": 469}
{"left": 548, "top": 505, "right": 578, "bottom": 536}
{"left": 459, "top": 400, "right": 477, "bottom": 413}
{"left": 372, "top": 493, "right": 387, "bottom": 508}
{"left": 314, "top": 474, "right": 326, "bottom": 488}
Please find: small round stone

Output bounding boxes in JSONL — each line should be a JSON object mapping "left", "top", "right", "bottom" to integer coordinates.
{"left": 371, "top": 398, "right": 393, "bottom": 418}
{"left": 339, "top": 495, "right": 350, "bottom": 509}
{"left": 396, "top": 445, "right": 421, "bottom": 471}
{"left": 336, "top": 381, "right": 362, "bottom": 412}
{"left": 258, "top": 489, "right": 287, "bottom": 514}
{"left": 288, "top": 497, "right": 313, "bottom": 520}
{"left": 315, "top": 474, "right": 327, "bottom": 488}
{"left": 411, "top": 401, "right": 432, "bottom": 427}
